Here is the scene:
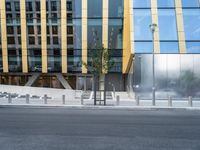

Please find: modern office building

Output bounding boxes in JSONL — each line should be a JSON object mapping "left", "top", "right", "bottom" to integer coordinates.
{"left": 0, "top": 0, "right": 200, "bottom": 97}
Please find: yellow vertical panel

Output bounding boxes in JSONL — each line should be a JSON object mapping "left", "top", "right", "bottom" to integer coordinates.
{"left": 82, "top": 0, "right": 87, "bottom": 74}
{"left": 102, "top": 0, "right": 108, "bottom": 48}
{"left": 175, "top": 0, "right": 186, "bottom": 53}
{"left": 151, "top": 0, "right": 160, "bottom": 53}
{"left": 20, "top": 0, "right": 28, "bottom": 73}
{"left": 122, "top": 0, "right": 133, "bottom": 73}
{"left": 0, "top": 0, "right": 8, "bottom": 73}
{"left": 41, "top": 0, "right": 47, "bottom": 73}
{"left": 102, "top": 0, "right": 108, "bottom": 74}
{"left": 130, "top": 0, "right": 134, "bottom": 54}
{"left": 61, "top": 0, "right": 67, "bottom": 73}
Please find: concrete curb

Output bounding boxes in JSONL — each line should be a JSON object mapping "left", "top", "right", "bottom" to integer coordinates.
{"left": 1, "top": 104, "right": 200, "bottom": 111}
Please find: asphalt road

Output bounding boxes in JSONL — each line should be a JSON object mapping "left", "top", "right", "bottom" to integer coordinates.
{"left": 0, "top": 107, "right": 200, "bottom": 150}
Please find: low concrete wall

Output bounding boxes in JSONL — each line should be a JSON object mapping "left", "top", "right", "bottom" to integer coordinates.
{"left": 0, "top": 85, "right": 80, "bottom": 99}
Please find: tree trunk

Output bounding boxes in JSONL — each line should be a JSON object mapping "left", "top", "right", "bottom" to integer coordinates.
{"left": 99, "top": 74, "right": 106, "bottom": 104}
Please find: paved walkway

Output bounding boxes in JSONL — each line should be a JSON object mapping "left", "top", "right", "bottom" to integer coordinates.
{"left": 1, "top": 97, "right": 200, "bottom": 110}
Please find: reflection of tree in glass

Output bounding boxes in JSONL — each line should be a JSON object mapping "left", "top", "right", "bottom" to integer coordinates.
{"left": 177, "top": 70, "right": 200, "bottom": 97}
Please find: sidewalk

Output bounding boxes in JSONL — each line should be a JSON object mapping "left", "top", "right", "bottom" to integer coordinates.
{"left": 1, "top": 97, "right": 200, "bottom": 110}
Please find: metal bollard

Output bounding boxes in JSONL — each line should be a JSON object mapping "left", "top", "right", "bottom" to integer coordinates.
{"left": 26, "top": 94, "right": 30, "bottom": 104}
{"left": 81, "top": 94, "right": 84, "bottom": 105}
{"left": 168, "top": 96, "right": 172, "bottom": 107}
{"left": 44, "top": 94, "right": 47, "bottom": 104}
{"left": 62, "top": 95, "right": 66, "bottom": 105}
{"left": 188, "top": 96, "right": 193, "bottom": 107}
{"left": 116, "top": 95, "right": 120, "bottom": 106}
{"left": 8, "top": 94, "right": 12, "bottom": 103}
{"left": 136, "top": 96, "right": 140, "bottom": 106}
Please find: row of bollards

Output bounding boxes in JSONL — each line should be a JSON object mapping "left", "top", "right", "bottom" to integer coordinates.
{"left": 115, "top": 95, "right": 194, "bottom": 107}
{"left": 6, "top": 94, "right": 82, "bottom": 105}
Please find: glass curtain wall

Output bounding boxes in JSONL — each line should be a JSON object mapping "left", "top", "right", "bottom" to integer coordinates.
{"left": 27, "top": 0, "right": 42, "bottom": 72}
{"left": 157, "top": 0, "right": 179, "bottom": 53}
{"left": 182, "top": 0, "right": 200, "bottom": 53}
{"left": 108, "top": 0, "right": 123, "bottom": 73}
{"left": 67, "top": 0, "right": 82, "bottom": 73}
{"left": 47, "top": 0, "right": 61, "bottom": 72}
{"left": 6, "top": 0, "right": 22, "bottom": 72}
{"left": 87, "top": 0, "right": 102, "bottom": 71}
{"left": 133, "top": 0, "right": 153, "bottom": 53}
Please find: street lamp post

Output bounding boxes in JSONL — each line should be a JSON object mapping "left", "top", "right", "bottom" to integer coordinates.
{"left": 149, "top": 23, "right": 157, "bottom": 106}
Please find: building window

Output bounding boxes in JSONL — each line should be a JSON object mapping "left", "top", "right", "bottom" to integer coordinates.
{"left": 7, "top": 26, "right": 14, "bottom": 35}
{"left": 67, "top": 1, "right": 72, "bottom": 11}
{"left": 7, "top": 37, "right": 15, "bottom": 45}
{"left": 134, "top": 9, "right": 152, "bottom": 41}
{"left": 52, "top": 26, "right": 58, "bottom": 34}
{"left": 109, "top": 0, "right": 123, "bottom": 17}
{"left": 29, "top": 37, "right": 35, "bottom": 45}
{"left": 183, "top": 9, "right": 200, "bottom": 40}
{"left": 6, "top": 2, "right": 11, "bottom": 11}
{"left": 67, "top": 26, "right": 73, "bottom": 34}
{"left": 135, "top": 42, "right": 152, "bottom": 53}
{"left": 182, "top": 0, "right": 200, "bottom": 7}
{"left": 67, "top": 37, "right": 73, "bottom": 45}
{"left": 26, "top": 2, "right": 33, "bottom": 12}
{"left": 158, "top": 9, "right": 178, "bottom": 40}
{"left": 88, "top": 0, "right": 102, "bottom": 18}
{"left": 160, "top": 42, "right": 179, "bottom": 53}
{"left": 36, "top": 2, "right": 40, "bottom": 11}
{"left": 28, "top": 26, "right": 34, "bottom": 35}
{"left": 14, "top": 2, "right": 20, "bottom": 11}
{"left": 17, "top": 26, "right": 21, "bottom": 34}
{"left": 51, "top": 1, "right": 57, "bottom": 11}
{"left": 186, "top": 42, "right": 200, "bottom": 53}
{"left": 133, "top": 0, "right": 151, "bottom": 8}
{"left": 157, "top": 0, "right": 175, "bottom": 8}
{"left": 87, "top": 19, "right": 102, "bottom": 48}
{"left": 53, "top": 37, "right": 59, "bottom": 45}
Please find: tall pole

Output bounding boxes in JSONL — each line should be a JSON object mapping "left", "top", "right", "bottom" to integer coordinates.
{"left": 150, "top": 24, "right": 157, "bottom": 106}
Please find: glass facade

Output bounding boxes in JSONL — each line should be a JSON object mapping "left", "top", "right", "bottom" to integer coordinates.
{"left": 134, "top": 9, "right": 152, "bottom": 53}
{"left": 6, "top": 0, "right": 22, "bottom": 72}
{"left": 183, "top": 9, "right": 200, "bottom": 53}
{"left": 26, "top": 0, "right": 42, "bottom": 72}
{"left": 108, "top": 0, "right": 123, "bottom": 72}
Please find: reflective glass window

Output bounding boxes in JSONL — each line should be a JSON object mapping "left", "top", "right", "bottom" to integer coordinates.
{"left": 157, "top": 0, "right": 175, "bottom": 8}
{"left": 109, "top": 0, "right": 123, "bottom": 17}
{"left": 183, "top": 9, "right": 200, "bottom": 40}
{"left": 88, "top": 0, "right": 102, "bottom": 18}
{"left": 186, "top": 42, "right": 200, "bottom": 53}
{"left": 133, "top": 0, "right": 151, "bottom": 8}
{"left": 108, "top": 19, "right": 123, "bottom": 49}
{"left": 134, "top": 9, "right": 152, "bottom": 41}
{"left": 72, "top": 0, "right": 82, "bottom": 18}
{"left": 87, "top": 19, "right": 102, "bottom": 48}
{"left": 135, "top": 42, "right": 152, "bottom": 53}
{"left": 158, "top": 9, "right": 178, "bottom": 40}
{"left": 182, "top": 0, "right": 200, "bottom": 7}
{"left": 160, "top": 42, "right": 179, "bottom": 53}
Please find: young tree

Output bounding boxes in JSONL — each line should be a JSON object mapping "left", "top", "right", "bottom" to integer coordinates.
{"left": 83, "top": 44, "right": 114, "bottom": 105}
